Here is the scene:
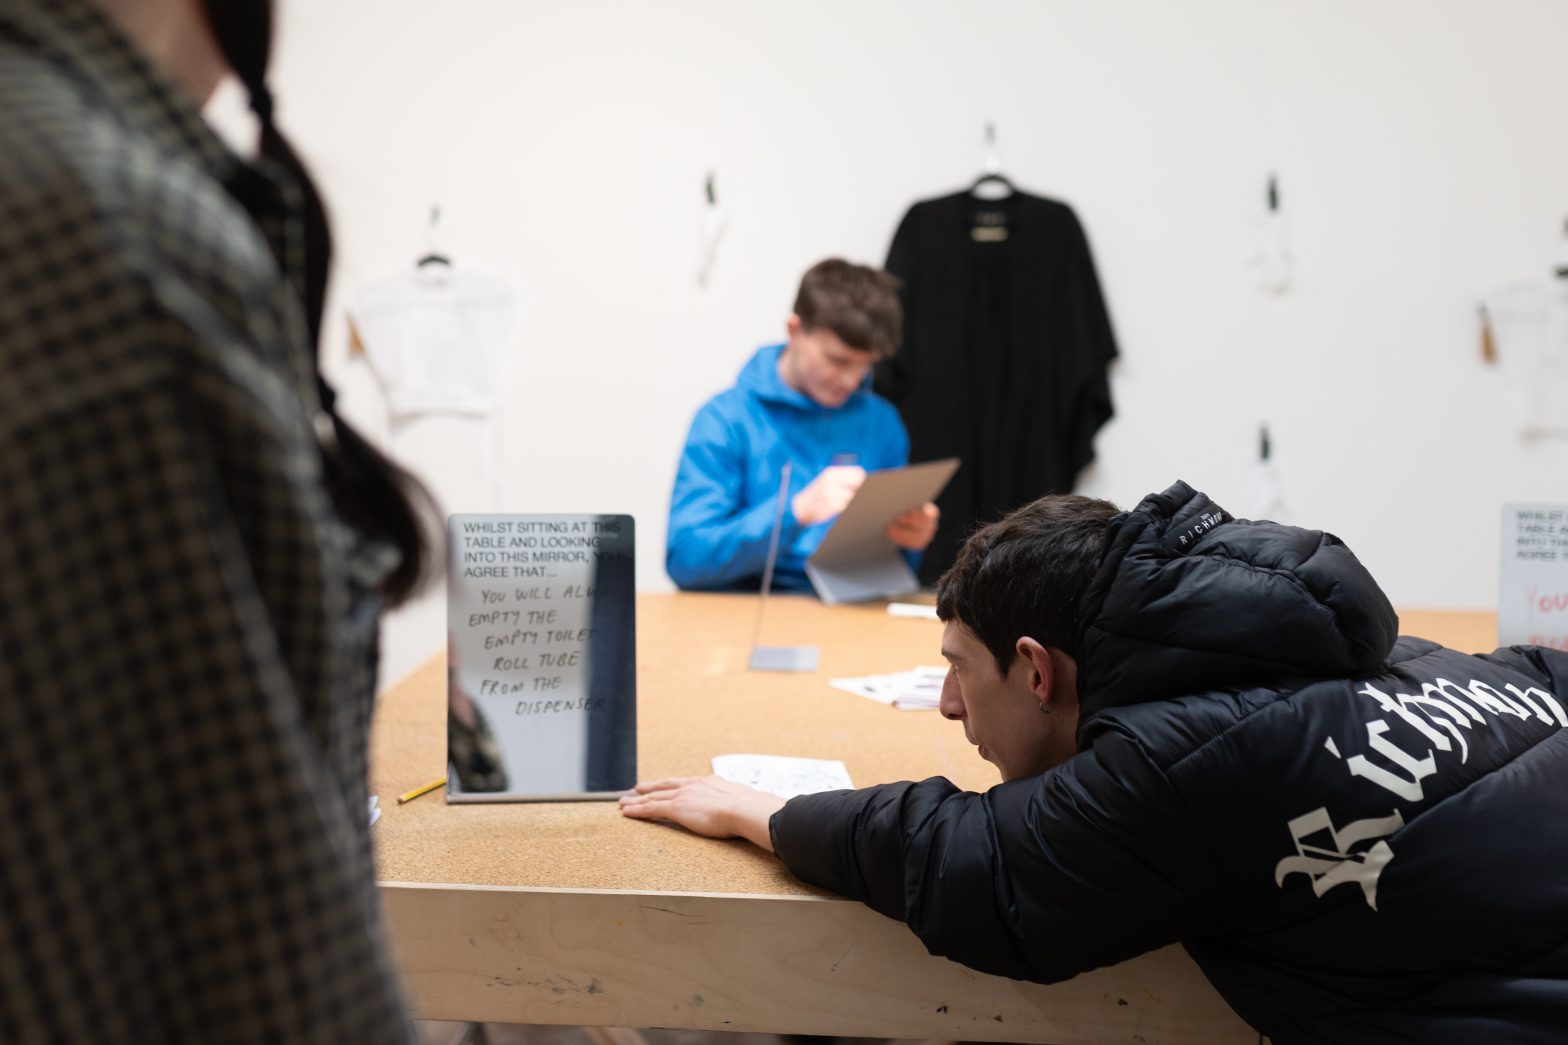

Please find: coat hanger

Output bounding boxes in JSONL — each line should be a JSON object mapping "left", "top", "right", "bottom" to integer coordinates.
{"left": 417, "top": 205, "right": 451, "bottom": 269}
{"left": 969, "top": 121, "right": 1015, "bottom": 202}
{"left": 696, "top": 170, "right": 729, "bottom": 289}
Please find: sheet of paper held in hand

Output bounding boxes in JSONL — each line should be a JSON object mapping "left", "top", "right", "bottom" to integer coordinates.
{"left": 805, "top": 457, "right": 959, "bottom": 604}
{"left": 712, "top": 754, "right": 854, "bottom": 800}
{"left": 1500, "top": 504, "right": 1568, "bottom": 651}
{"left": 446, "top": 514, "right": 637, "bottom": 802}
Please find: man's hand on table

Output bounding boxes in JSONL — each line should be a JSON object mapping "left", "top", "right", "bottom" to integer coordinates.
{"left": 619, "top": 776, "right": 785, "bottom": 852}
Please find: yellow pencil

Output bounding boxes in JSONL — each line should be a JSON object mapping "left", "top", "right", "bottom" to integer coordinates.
{"left": 398, "top": 777, "right": 447, "bottom": 804}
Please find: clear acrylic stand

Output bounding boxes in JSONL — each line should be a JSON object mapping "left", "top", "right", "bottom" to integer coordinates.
{"left": 748, "top": 461, "right": 819, "bottom": 672}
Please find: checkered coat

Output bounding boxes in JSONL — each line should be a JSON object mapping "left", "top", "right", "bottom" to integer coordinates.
{"left": 0, "top": 1, "right": 416, "bottom": 1040}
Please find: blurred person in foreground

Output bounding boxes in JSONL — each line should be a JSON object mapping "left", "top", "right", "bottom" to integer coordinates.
{"left": 0, "top": 0, "right": 433, "bottom": 1039}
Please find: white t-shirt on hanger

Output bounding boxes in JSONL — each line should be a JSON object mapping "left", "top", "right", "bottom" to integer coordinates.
{"left": 1485, "top": 277, "right": 1568, "bottom": 438}
{"left": 349, "top": 266, "right": 517, "bottom": 422}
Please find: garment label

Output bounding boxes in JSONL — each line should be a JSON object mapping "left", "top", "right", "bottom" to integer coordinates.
{"left": 970, "top": 210, "right": 1010, "bottom": 242}
{"left": 1166, "top": 507, "right": 1234, "bottom": 553}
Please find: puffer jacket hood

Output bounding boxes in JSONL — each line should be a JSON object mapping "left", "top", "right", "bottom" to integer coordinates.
{"left": 1075, "top": 480, "right": 1398, "bottom": 741}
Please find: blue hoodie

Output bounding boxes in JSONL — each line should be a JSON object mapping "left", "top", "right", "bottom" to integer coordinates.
{"left": 667, "top": 343, "right": 910, "bottom": 591}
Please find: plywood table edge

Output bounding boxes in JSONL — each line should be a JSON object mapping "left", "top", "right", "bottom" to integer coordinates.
{"left": 384, "top": 880, "right": 833, "bottom": 901}
{"left": 379, "top": 882, "right": 1255, "bottom": 1044}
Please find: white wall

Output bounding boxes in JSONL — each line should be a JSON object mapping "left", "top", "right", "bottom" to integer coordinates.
{"left": 250, "top": 0, "right": 1568, "bottom": 686}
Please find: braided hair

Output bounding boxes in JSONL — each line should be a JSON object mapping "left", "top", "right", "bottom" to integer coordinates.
{"left": 201, "top": 0, "right": 435, "bottom": 605}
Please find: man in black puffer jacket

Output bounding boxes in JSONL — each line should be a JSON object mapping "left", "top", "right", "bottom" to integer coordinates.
{"left": 622, "top": 481, "right": 1568, "bottom": 1044}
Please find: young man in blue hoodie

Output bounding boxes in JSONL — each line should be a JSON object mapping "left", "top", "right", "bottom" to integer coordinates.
{"left": 667, "top": 259, "right": 938, "bottom": 591}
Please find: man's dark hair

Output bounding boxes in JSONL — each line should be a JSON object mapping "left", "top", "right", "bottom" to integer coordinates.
{"left": 793, "top": 259, "right": 902, "bottom": 360}
{"left": 936, "top": 495, "right": 1121, "bottom": 676}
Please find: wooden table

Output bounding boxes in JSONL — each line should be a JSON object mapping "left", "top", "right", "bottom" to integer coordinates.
{"left": 373, "top": 594, "right": 1498, "bottom": 1044}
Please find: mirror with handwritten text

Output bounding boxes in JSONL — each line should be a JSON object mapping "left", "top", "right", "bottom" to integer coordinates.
{"left": 446, "top": 514, "right": 636, "bottom": 801}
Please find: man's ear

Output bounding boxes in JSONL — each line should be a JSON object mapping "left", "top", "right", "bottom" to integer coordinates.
{"left": 1015, "top": 637, "right": 1055, "bottom": 706}
{"left": 785, "top": 313, "right": 802, "bottom": 339}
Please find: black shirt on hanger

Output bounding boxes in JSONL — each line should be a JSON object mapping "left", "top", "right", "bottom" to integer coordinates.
{"left": 877, "top": 190, "right": 1118, "bottom": 584}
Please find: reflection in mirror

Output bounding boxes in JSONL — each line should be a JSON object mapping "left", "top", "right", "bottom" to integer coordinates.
{"left": 446, "top": 514, "right": 636, "bottom": 802}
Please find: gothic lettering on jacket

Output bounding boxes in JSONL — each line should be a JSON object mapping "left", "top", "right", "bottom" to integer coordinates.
{"left": 1275, "top": 677, "right": 1568, "bottom": 909}
{"left": 1275, "top": 806, "right": 1404, "bottom": 910}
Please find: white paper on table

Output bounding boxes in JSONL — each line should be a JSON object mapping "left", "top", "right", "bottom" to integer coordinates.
{"left": 830, "top": 676, "right": 894, "bottom": 704}
{"left": 368, "top": 795, "right": 382, "bottom": 827}
{"left": 831, "top": 666, "right": 947, "bottom": 710}
{"left": 711, "top": 754, "right": 854, "bottom": 799}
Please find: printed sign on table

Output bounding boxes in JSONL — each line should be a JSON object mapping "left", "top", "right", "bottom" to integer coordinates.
{"left": 1500, "top": 505, "right": 1568, "bottom": 651}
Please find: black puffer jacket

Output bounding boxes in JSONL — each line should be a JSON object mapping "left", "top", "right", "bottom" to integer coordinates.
{"left": 771, "top": 481, "right": 1568, "bottom": 1044}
